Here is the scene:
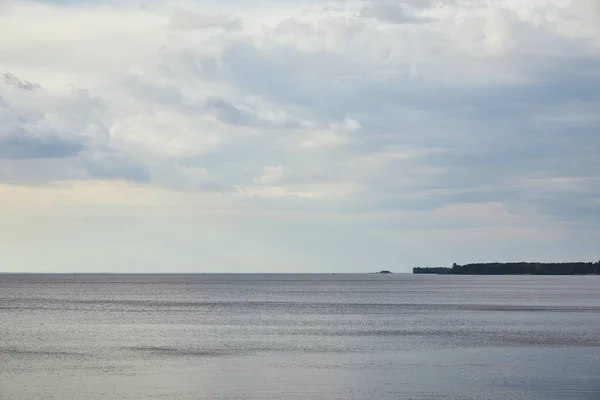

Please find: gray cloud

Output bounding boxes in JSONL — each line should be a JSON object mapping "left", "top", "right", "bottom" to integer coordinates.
{"left": 204, "top": 96, "right": 254, "bottom": 125}
{"left": 359, "top": 1, "right": 435, "bottom": 24}
{"left": 78, "top": 150, "right": 151, "bottom": 182}
{"left": 0, "top": 133, "right": 85, "bottom": 159}
{"left": 3, "top": 73, "right": 41, "bottom": 91}
{"left": 168, "top": 8, "right": 242, "bottom": 31}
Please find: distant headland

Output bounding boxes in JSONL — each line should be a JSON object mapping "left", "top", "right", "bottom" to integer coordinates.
{"left": 413, "top": 262, "right": 600, "bottom": 275}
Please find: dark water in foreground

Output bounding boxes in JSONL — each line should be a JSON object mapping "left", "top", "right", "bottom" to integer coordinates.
{"left": 1, "top": 273, "right": 599, "bottom": 400}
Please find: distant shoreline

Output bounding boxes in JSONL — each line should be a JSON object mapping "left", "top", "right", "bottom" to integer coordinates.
{"left": 413, "top": 262, "right": 600, "bottom": 275}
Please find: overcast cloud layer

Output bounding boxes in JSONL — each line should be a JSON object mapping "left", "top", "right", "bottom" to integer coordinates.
{"left": 0, "top": 0, "right": 599, "bottom": 272}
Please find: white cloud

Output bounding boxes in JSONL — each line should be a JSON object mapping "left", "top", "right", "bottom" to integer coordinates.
{"left": 256, "top": 165, "right": 284, "bottom": 185}
{"left": 237, "top": 182, "right": 362, "bottom": 199}
{"left": 0, "top": 0, "right": 598, "bottom": 271}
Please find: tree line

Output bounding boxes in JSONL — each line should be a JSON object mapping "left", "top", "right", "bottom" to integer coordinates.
{"left": 413, "top": 262, "right": 600, "bottom": 275}
{"left": 413, "top": 267, "right": 451, "bottom": 274}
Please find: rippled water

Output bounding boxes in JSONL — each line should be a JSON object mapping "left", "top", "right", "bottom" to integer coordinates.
{"left": 1, "top": 273, "right": 599, "bottom": 399}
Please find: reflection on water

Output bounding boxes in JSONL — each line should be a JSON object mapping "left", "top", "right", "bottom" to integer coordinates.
{"left": 1, "top": 274, "right": 599, "bottom": 399}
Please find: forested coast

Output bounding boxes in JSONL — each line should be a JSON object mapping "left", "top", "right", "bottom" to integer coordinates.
{"left": 413, "top": 262, "right": 600, "bottom": 275}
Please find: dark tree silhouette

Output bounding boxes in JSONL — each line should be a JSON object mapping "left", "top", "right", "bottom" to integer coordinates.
{"left": 414, "top": 262, "right": 600, "bottom": 275}
{"left": 413, "top": 267, "right": 451, "bottom": 274}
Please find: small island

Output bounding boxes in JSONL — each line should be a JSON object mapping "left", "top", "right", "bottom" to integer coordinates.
{"left": 377, "top": 270, "right": 392, "bottom": 274}
{"left": 413, "top": 262, "right": 600, "bottom": 275}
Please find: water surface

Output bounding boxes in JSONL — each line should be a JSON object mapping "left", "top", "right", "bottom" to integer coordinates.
{"left": 1, "top": 273, "right": 599, "bottom": 399}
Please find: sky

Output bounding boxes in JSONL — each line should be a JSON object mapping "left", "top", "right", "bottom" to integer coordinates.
{"left": 0, "top": 0, "right": 599, "bottom": 273}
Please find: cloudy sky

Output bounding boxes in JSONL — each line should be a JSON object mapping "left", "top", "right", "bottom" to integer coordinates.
{"left": 0, "top": 0, "right": 598, "bottom": 273}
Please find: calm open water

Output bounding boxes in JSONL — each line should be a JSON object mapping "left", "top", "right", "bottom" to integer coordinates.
{"left": 1, "top": 273, "right": 599, "bottom": 400}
